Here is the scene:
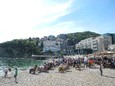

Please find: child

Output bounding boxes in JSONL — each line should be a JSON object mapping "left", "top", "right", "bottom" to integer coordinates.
{"left": 14, "top": 68, "right": 18, "bottom": 83}
{"left": 3, "top": 68, "right": 11, "bottom": 78}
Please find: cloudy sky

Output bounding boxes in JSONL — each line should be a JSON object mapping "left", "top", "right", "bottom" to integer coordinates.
{"left": 0, "top": 0, "right": 115, "bottom": 43}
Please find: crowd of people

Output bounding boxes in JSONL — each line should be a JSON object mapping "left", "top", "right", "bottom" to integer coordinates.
{"left": 2, "top": 55, "right": 115, "bottom": 84}
{"left": 29, "top": 55, "right": 115, "bottom": 76}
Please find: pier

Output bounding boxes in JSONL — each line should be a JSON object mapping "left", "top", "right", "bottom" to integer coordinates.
{"left": 31, "top": 55, "right": 58, "bottom": 60}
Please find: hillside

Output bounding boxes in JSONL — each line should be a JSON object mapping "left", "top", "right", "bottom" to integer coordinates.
{"left": 65, "top": 31, "right": 100, "bottom": 46}
{"left": 0, "top": 38, "right": 42, "bottom": 58}
{"left": 0, "top": 31, "right": 100, "bottom": 58}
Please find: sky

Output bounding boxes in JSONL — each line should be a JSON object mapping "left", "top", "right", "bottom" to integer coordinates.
{"left": 0, "top": 0, "right": 115, "bottom": 43}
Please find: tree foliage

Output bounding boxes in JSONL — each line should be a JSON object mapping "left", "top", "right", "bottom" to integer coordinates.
{"left": 66, "top": 31, "right": 100, "bottom": 46}
{"left": 0, "top": 38, "right": 42, "bottom": 58}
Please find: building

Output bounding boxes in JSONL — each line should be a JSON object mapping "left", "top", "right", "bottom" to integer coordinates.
{"left": 75, "top": 35, "right": 112, "bottom": 53}
{"left": 48, "top": 35, "right": 56, "bottom": 40}
{"left": 42, "top": 36, "right": 74, "bottom": 55}
{"left": 60, "top": 41, "right": 74, "bottom": 55}
{"left": 43, "top": 40, "right": 60, "bottom": 52}
{"left": 108, "top": 44, "right": 115, "bottom": 51}
{"left": 43, "top": 38, "right": 64, "bottom": 53}
{"left": 104, "top": 33, "right": 115, "bottom": 44}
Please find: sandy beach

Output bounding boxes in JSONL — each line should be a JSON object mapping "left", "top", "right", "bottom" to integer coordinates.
{"left": 0, "top": 66, "right": 115, "bottom": 86}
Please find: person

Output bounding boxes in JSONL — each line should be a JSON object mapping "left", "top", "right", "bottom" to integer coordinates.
{"left": 29, "top": 65, "right": 38, "bottom": 74}
{"left": 84, "top": 55, "right": 88, "bottom": 68}
{"left": 73, "top": 59, "right": 76, "bottom": 68}
{"left": 14, "top": 68, "right": 18, "bottom": 83}
{"left": 89, "top": 58, "right": 94, "bottom": 67}
{"left": 100, "top": 61, "right": 103, "bottom": 76}
{"left": 3, "top": 68, "right": 11, "bottom": 78}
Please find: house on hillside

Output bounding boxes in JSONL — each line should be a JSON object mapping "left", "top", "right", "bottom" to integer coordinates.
{"left": 42, "top": 37, "right": 64, "bottom": 53}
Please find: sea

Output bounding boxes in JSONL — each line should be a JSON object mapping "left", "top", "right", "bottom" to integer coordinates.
{"left": 0, "top": 57, "right": 44, "bottom": 76}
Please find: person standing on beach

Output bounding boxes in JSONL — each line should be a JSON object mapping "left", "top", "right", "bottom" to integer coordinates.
{"left": 14, "top": 68, "right": 18, "bottom": 83}
{"left": 84, "top": 55, "right": 88, "bottom": 68}
{"left": 100, "top": 61, "right": 103, "bottom": 76}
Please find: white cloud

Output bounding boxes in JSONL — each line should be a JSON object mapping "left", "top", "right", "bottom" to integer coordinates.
{"left": 0, "top": 0, "right": 73, "bottom": 43}
{"left": 33, "top": 21, "right": 85, "bottom": 38}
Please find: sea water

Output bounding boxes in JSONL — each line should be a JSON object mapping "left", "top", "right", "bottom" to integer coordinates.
{"left": 0, "top": 57, "right": 44, "bottom": 76}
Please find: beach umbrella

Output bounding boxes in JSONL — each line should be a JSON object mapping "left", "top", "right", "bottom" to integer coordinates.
{"left": 96, "top": 51, "right": 115, "bottom": 56}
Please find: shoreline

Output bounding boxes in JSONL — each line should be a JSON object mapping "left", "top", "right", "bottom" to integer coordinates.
{"left": 0, "top": 58, "right": 46, "bottom": 77}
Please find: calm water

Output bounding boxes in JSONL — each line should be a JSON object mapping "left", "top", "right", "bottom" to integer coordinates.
{"left": 0, "top": 57, "right": 44, "bottom": 76}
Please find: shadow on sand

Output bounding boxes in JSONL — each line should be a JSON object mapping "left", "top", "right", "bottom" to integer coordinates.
{"left": 103, "top": 75, "right": 115, "bottom": 78}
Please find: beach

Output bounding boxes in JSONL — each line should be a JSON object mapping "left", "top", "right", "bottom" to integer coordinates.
{"left": 0, "top": 66, "right": 115, "bottom": 86}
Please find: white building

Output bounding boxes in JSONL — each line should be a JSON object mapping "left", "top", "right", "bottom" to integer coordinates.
{"left": 43, "top": 38, "right": 64, "bottom": 52}
{"left": 76, "top": 35, "right": 112, "bottom": 52}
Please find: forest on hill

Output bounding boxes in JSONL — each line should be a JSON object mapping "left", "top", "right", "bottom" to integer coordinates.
{"left": 0, "top": 31, "right": 100, "bottom": 58}
{"left": 66, "top": 31, "right": 100, "bottom": 46}
{"left": 0, "top": 38, "right": 42, "bottom": 58}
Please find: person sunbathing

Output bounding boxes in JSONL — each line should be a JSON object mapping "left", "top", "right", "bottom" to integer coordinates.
{"left": 58, "top": 64, "right": 65, "bottom": 73}
{"left": 29, "top": 65, "right": 37, "bottom": 74}
{"left": 58, "top": 63, "right": 69, "bottom": 73}
{"left": 37, "top": 64, "right": 49, "bottom": 73}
